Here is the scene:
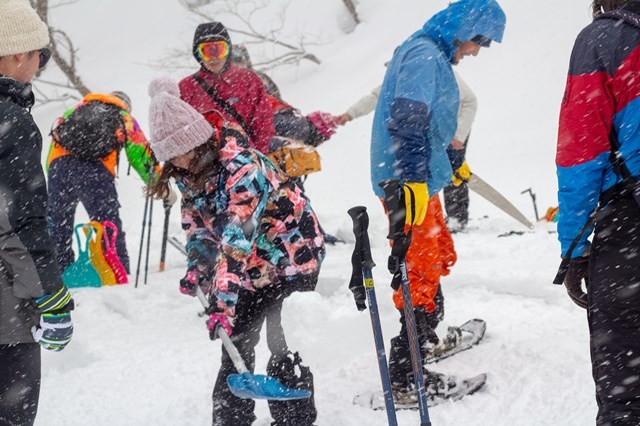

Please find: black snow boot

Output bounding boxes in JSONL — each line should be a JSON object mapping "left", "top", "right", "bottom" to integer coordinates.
{"left": 267, "top": 351, "right": 317, "bottom": 426}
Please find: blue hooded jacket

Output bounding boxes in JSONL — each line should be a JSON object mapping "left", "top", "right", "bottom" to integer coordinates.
{"left": 370, "top": 0, "right": 506, "bottom": 197}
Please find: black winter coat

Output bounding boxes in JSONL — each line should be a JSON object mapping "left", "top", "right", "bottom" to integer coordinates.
{"left": 0, "top": 77, "right": 65, "bottom": 344}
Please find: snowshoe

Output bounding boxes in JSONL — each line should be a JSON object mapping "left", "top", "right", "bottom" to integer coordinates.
{"left": 426, "top": 319, "right": 486, "bottom": 364}
{"left": 354, "top": 373, "right": 487, "bottom": 410}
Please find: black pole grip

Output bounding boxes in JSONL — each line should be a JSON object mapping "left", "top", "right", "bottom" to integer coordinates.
{"left": 347, "top": 206, "right": 372, "bottom": 311}
{"left": 347, "top": 206, "right": 375, "bottom": 270}
{"left": 379, "top": 179, "right": 405, "bottom": 242}
{"left": 379, "top": 180, "right": 412, "bottom": 291}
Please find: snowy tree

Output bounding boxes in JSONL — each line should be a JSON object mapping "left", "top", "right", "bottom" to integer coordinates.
{"left": 159, "top": 0, "right": 321, "bottom": 72}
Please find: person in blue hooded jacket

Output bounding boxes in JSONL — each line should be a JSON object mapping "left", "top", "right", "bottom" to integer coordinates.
{"left": 370, "top": 0, "right": 505, "bottom": 401}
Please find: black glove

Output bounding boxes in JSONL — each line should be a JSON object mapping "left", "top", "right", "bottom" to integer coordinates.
{"left": 563, "top": 256, "right": 589, "bottom": 309}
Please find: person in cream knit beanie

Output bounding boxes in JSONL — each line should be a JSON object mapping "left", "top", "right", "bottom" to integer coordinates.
{"left": 0, "top": 0, "right": 50, "bottom": 57}
{"left": 0, "top": 4, "right": 74, "bottom": 426}
{"left": 148, "top": 77, "right": 214, "bottom": 162}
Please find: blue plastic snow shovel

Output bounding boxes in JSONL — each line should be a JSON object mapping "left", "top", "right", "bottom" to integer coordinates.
{"left": 195, "top": 286, "right": 311, "bottom": 400}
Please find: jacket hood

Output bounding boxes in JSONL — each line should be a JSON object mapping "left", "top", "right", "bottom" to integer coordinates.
{"left": 83, "top": 93, "right": 129, "bottom": 111}
{"left": 0, "top": 76, "right": 34, "bottom": 109}
{"left": 192, "top": 21, "right": 233, "bottom": 73}
{"left": 597, "top": 2, "right": 640, "bottom": 27}
{"left": 421, "top": 0, "right": 506, "bottom": 61}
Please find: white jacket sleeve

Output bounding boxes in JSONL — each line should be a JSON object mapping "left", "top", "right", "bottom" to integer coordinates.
{"left": 346, "top": 85, "right": 382, "bottom": 120}
{"left": 454, "top": 72, "right": 478, "bottom": 143}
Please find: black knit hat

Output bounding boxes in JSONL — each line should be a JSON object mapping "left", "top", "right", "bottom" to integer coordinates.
{"left": 192, "top": 22, "right": 232, "bottom": 68}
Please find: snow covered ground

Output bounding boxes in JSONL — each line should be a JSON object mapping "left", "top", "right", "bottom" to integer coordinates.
{"left": 32, "top": 0, "right": 599, "bottom": 424}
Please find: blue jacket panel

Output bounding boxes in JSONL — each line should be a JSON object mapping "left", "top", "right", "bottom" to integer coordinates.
{"left": 371, "top": 38, "right": 458, "bottom": 197}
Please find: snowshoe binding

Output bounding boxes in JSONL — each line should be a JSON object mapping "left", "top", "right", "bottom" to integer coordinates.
{"left": 426, "top": 319, "right": 486, "bottom": 364}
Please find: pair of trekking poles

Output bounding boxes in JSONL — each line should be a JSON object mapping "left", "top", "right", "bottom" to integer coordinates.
{"left": 134, "top": 160, "right": 172, "bottom": 288}
{"left": 348, "top": 179, "right": 431, "bottom": 426}
{"left": 134, "top": 194, "right": 172, "bottom": 287}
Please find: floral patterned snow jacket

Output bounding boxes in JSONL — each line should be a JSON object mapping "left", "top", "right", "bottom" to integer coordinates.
{"left": 176, "top": 130, "right": 325, "bottom": 317}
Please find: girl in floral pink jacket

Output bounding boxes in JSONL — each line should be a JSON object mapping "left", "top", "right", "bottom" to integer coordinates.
{"left": 147, "top": 77, "right": 324, "bottom": 426}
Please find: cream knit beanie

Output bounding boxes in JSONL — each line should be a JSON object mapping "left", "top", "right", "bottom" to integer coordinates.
{"left": 0, "top": 0, "right": 50, "bottom": 57}
{"left": 148, "top": 77, "right": 214, "bottom": 162}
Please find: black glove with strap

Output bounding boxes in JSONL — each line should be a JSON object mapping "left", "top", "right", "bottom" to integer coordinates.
{"left": 563, "top": 256, "right": 589, "bottom": 309}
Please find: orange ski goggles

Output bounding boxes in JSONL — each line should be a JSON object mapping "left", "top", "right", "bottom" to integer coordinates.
{"left": 197, "top": 41, "right": 230, "bottom": 61}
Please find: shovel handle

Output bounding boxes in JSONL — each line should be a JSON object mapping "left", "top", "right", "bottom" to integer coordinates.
{"left": 196, "top": 285, "right": 209, "bottom": 308}
{"left": 217, "top": 328, "right": 249, "bottom": 374}
{"left": 195, "top": 286, "right": 249, "bottom": 374}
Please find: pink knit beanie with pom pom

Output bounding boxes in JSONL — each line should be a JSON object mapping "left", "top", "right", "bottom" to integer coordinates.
{"left": 148, "top": 77, "right": 214, "bottom": 162}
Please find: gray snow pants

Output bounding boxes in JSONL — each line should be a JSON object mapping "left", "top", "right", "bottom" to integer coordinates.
{"left": 0, "top": 343, "right": 40, "bottom": 426}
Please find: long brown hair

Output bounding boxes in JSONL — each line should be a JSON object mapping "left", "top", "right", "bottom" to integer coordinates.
{"left": 592, "top": 0, "right": 629, "bottom": 18}
{"left": 148, "top": 137, "right": 221, "bottom": 199}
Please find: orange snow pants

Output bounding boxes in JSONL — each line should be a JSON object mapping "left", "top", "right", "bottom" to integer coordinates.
{"left": 384, "top": 195, "right": 457, "bottom": 313}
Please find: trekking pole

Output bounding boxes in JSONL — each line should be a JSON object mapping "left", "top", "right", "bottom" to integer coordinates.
{"left": 159, "top": 200, "right": 171, "bottom": 272}
{"left": 143, "top": 196, "right": 154, "bottom": 285}
{"left": 380, "top": 180, "right": 432, "bottom": 426}
{"left": 136, "top": 160, "right": 156, "bottom": 288}
{"left": 347, "top": 206, "right": 398, "bottom": 426}
{"left": 135, "top": 194, "right": 151, "bottom": 288}
{"left": 521, "top": 188, "right": 539, "bottom": 221}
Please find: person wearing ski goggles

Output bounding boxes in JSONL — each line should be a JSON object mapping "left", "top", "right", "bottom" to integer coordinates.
{"left": 179, "top": 21, "right": 276, "bottom": 154}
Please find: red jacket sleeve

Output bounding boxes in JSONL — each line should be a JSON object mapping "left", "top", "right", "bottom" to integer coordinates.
{"left": 245, "top": 71, "right": 275, "bottom": 154}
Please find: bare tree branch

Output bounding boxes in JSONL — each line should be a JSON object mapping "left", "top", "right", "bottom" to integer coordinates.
{"left": 34, "top": 77, "right": 82, "bottom": 91}
{"left": 342, "top": 0, "right": 360, "bottom": 25}
{"left": 252, "top": 51, "right": 319, "bottom": 72}
{"left": 31, "top": 83, "right": 80, "bottom": 108}
{"left": 49, "top": 0, "right": 79, "bottom": 9}
{"left": 49, "top": 29, "right": 91, "bottom": 95}
{"left": 34, "top": 0, "right": 91, "bottom": 97}
{"left": 174, "top": 0, "right": 321, "bottom": 71}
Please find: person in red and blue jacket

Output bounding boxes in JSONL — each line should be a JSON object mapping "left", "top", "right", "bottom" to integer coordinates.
{"left": 370, "top": 0, "right": 506, "bottom": 400}
{"left": 556, "top": 1, "right": 640, "bottom": 423}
